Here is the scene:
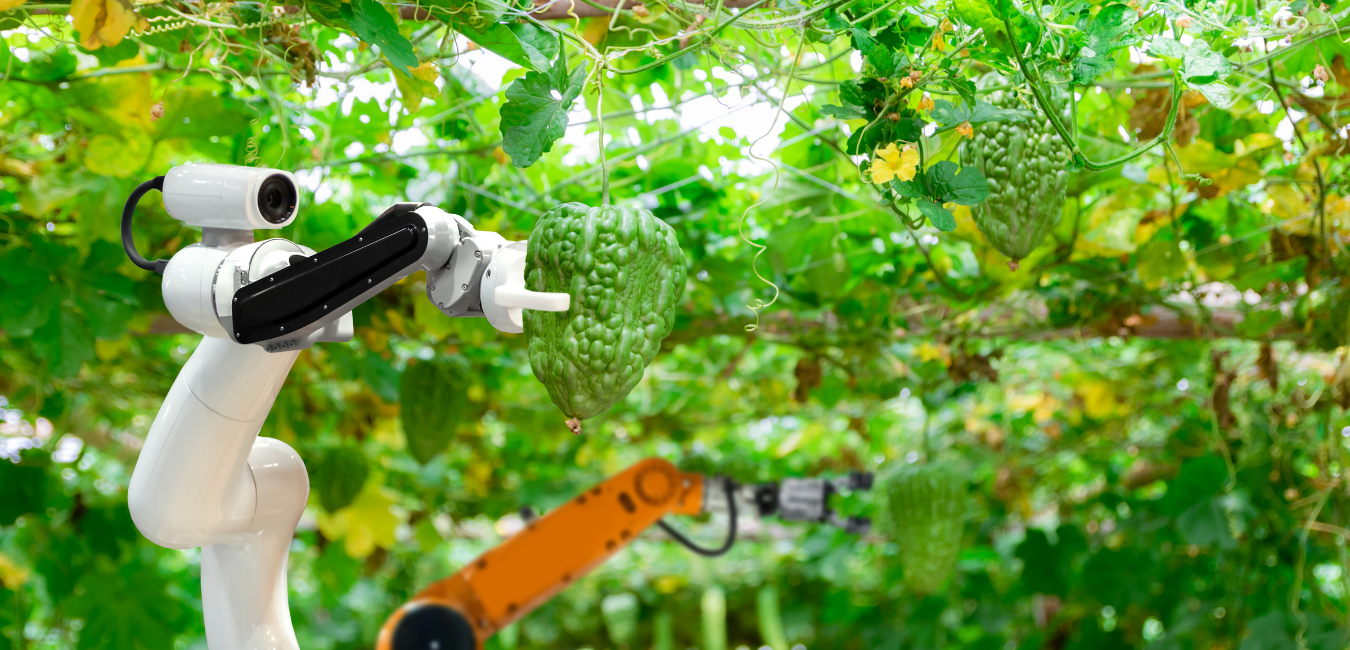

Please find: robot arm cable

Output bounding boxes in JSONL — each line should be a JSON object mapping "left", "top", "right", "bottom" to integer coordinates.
{"left": 122, "top": 176, "right": 169, "bottom": 274}
{"left": 657, "top": 477, "right": 738, "bottom": 558}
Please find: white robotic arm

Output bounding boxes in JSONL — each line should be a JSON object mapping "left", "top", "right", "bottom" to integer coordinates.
{"left": 123, "top": 164, "right": 567, "bottom": 650}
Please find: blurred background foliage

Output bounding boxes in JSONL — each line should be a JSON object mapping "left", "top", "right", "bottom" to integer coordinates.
{"left": 6, "top": 0, "right": 1350, "bottom": 648}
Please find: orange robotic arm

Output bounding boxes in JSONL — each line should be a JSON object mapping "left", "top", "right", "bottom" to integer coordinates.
{"left": 376, "top": 457, "right": 714, "bottom": 650}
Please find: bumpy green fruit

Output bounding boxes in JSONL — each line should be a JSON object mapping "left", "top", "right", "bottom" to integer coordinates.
{"left": 310, "top": 446, "right": 368, "bottom": 512}
{"left": 960, "top": 77, "right": 1073, "bottom": 265}
{"left": 399, "top": 357, "right": 481, "bottom": 464}
{"left": 524, "top": 203, "right": 686, "bottom": 430}
{"left": 876, "top": 461, "right": 967, "bottom": 594}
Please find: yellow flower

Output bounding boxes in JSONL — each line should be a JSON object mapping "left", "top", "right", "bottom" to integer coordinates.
{"left": 899, "top": 77, "right": 914, "bottom": 89}
{"left": 869, "top": 143, "right": 920, "bottom": 184}
{"left": 956, "top": 121, "right": 974, "bottom": 139}
{"left": 917, "top": 94, "right": 935, "bottom": 112}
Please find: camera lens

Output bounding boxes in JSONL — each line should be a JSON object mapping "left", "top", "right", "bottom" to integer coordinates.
{"left": 257, "top": 174, "right": 297, "bottom": 224}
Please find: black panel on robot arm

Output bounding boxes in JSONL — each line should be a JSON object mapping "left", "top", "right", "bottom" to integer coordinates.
{"left": 231, "top": 205, "right": 432, "bottom": 344}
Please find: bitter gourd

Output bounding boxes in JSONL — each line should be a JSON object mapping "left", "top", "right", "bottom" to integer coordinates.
{"left": 524, "top": 203, "right": 687, "bottom": 433}
{"left": 399, "top": 356, "right": 481, "bottom": 464}
{"left": 309, "top": 445, "right": 369, "bottom": 511}
{"left": 876, "top": 461, "right": 967, "bottom": 594}
{"left": 960, "top": 76, "right": 1073, "bottom": 268}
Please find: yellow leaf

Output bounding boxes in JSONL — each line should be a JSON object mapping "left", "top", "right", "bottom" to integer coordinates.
{"left": 1234, "top": 132, "right": 1280, "bottom": 156}
{"left": 654, "top": 575, "right": 684, "bottom": 594}
{"left": 84, "top": 132, "right": 151, "bottom": 178}
{"left": 1170, "top": 138, "right": 1233, "bottom": 174}
{"left": 95, "top": 338, "right": 129, "bottom": 362}
{"left": 1076, "top": 191, "right": 1144, "bottom": 257}
{"left": 0, "top": 0, "right": 26, "bottom": 11}
{"left": 70, "top": 0, "right": 138, "bottom": 50}
{"left": 413, "top": 287, "right": 455, "bottom": 339}
{"left": 317, "top": 480, "right": 403, "bottom": 558}
{"left": 1135, "top": 203, "right": 1188, "bottom": 245}
{"left": 1076, "top": 380, "right": 1121, "bottom": 420}
{"left": 0, "top": 552, "right": 29, "bottom": 589}
{"left": 582, "top": 16, "right": 608, "bottom": 45}
{"left": 391, "top": 61, "right": 438, "bottom": 112}
{"left": 464, "top": 461, "right": 493, "bottom": 497}
{"left": 1264, "top": 183, "right": 1312, "bottom": 225}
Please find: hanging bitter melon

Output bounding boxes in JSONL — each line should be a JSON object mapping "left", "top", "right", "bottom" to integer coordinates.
{"left": 960, "top": 76, "right": 1073, "bottom": 269}
{"left": 876, "top": 461, "right": 968, "bottom": 594}
{"left": 524, "top": 203, "right": 687, "bottom": 434}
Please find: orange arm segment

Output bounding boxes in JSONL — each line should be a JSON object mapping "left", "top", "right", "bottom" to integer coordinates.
{"left": 376, "top": 457, "right": 706, "bottom": 650}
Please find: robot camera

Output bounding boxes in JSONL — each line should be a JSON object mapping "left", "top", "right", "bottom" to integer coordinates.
{"left": 162, "top": 163, "right": 299, "bottom": 230}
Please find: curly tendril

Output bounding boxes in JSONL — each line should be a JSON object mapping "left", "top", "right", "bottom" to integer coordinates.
{"left": 739, "top": 35, "right": 809, "bottom": 332}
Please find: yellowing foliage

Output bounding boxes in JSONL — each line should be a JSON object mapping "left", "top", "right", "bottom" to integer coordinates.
{"left": 70, "top": 0, "right": 139, "bottom": 50}
{"left": 318, "top": 480, "right": 404, "bottom": 558}
{"left": 1076, "top": 380, "right": 1123, "bottom": 420}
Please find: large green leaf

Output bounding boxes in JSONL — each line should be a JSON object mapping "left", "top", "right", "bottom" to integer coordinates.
{"left": 499, "top": 55, "right": 586, "bottom": 168}
{"left": 340, "top": 0, "right": 418, "bottom": 74}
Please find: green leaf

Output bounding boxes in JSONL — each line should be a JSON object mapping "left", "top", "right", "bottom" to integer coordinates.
{"left": 1181, "top": 39, "right": 1233, "bottom": 84}
{"left": 1176, "top": 496, "right": 1237, "bottom": 549}
{"left": 1013, "top": 529, "right": 1069, "bottom": 595}
{"left": 363, "top": 352, "right": 401, "bottom": 402}
{"left": 1192, "top": 81, "right": 1236, "bottom": 109}
{"left": 0, "top": 277, "right": 59, "bottom": 337}
{"left": 850, "top": 26, "right": 877, "bottom": 54}
{"left": 66, "top": 561, "right": 187, "bottom": 650}
{"left": 946, "top": 75, "right": 978, "bottom": 106}
{"left": 340, "top": 0, "right": 418, "bottom": 74}
{"left": 850, "top": 27, "right": 893, "bottom": 75}
{"left": 953, "top": 0, "right": 1040, "bottom": 56}
{"left": 0, "top": 461, "right": 45, "bottom": 526}
{"left": 454, "top": 21, "right": 558, "bottom": 71}
{"left": 1149, "top": 37, "right": 1232, "bottom": 84}
{"left": 917, "top": 199, "right": 956, "bottom": 232}
{"left": 820, "top": 103, "right": 866, "bottom": 120}
{"left": 1148, "top": 36, "right": 1186, "bottom": 65}
{"left": 1154, "top": 455, "right": 1227, "bottom": 516}
{"left": 32, "top": 311, "right": 95, "bottom": 379}
{"left": 304, "top": 0, "right": 352, "bottom": 30}
{"left": 79, "top": 37, "right": 139, "bottom": 67}
{"left": 499, "top": 55, "right": 586, "bottom": 168}
{"left": 1239, "top": 612, "right": 1297, "bottom": 650}
{"left": 930, "top": 99, "right": 1032, "bottom": 127}
{"left": 890, "top": 177, "right": 928, "bottom": 200}
{"left": 1072, "top": 53, "right": 1117, "bottom": 85}
{"left": 1236, "top": 308, "right": 1283, "bottom": 338}
{"left": 1084, "top": 3, "right": 1139, "bottom": 48}
{"left": 927, "top": 161, "right": 990, "bottom": 206}
{"left": 1136, "top": 237, "right": 1186, "bottom": 288}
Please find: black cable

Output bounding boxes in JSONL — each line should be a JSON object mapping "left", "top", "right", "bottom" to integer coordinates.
{"left": 658, "top": 477, "right": 737, "bottom": 557}
{"left": 122, "top": 176, "right": 168, "bottom": 274}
